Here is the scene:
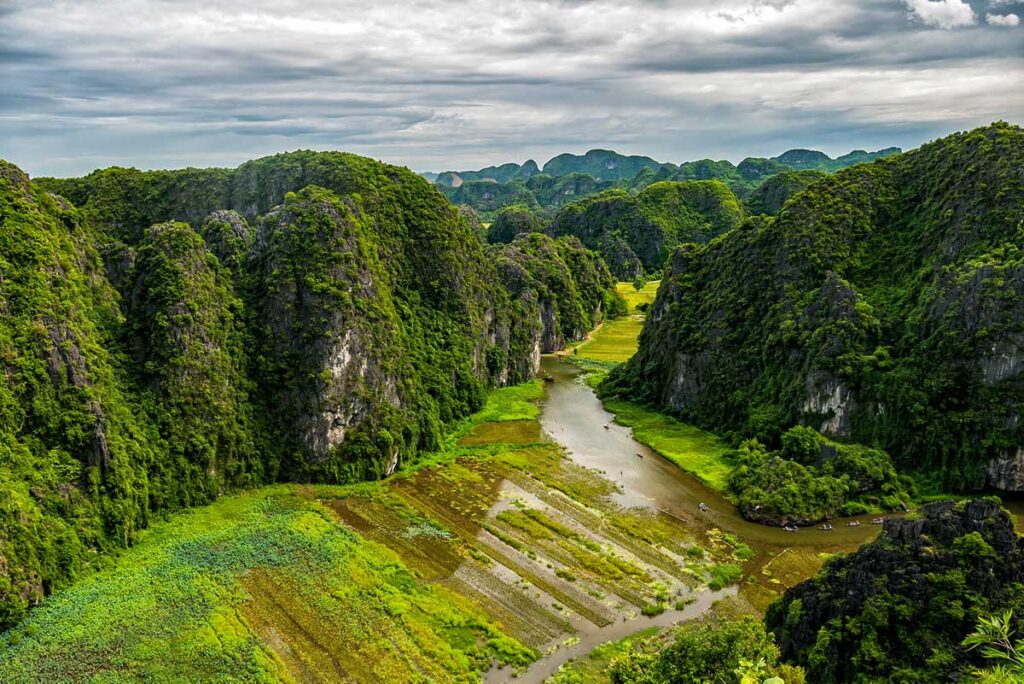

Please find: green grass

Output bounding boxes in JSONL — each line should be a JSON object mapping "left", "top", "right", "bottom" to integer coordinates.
{"left": 571, "top": 281, "right": 658, "bottom": 364}
{"left": 0, "top": 486, "right": 534, "bottom": 682}
{"left": 575, "top": 315, "right": 646, "bottom": 363}
{"left": 617, "top": 280, "right": 660, "bottom": 313}
{"left": 603, "top": 398, "right": 734, "bottom": 492}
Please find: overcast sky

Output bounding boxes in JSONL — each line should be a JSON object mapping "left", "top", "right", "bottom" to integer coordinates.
{"left": 1, "top": 0, "right": 1022, "bottom": 177}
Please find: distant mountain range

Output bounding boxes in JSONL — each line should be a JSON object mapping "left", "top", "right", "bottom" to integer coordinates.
{"left": 424, "top": 146, "right": 902, "bottom": 219}
{"left": 425, "top": 146, "right": 900, "bottom": 187}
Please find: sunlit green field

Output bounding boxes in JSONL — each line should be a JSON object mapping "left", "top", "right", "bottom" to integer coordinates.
{"left": 573, "top": 281, "right": 659, "bottom": 363}
{"left": 603, "top": 399, "right": 735, "bottom": 492}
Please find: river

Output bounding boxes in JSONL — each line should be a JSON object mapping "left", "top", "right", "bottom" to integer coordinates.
{"left": 487, "top": 357, "right": 888, "bottom": 682}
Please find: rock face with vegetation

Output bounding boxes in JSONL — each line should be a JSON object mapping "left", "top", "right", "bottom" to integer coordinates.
{"left": 744, "top": 170, "right": 827, "bottom": 216}
{"left": 0, "top": 151, "right": 622, "bottom": 629}
{"left": 547, "top": 180, "right": 744, "bottom": 279}
{"left": 541, "top": 149, "right": 661, "bottom": 181}
{"left": 493, "top": 232, "right": 625, "bottom": 356}
{"left": 486, "top": 205, "right": 546, "bottom": 244}
{"left": 607, "top": 124, "right": 1024, "bottom": 490}
{"left": 766, "top": 499, "right": 1024, "bottom": 682}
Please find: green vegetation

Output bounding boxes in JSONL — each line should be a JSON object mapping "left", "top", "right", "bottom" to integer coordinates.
{"left": 546, "top": 180, "right": 744, "bottom": 279}
{"left": 608, "top": 616, "right": 805, "bottom": 684}
{"left": 766, "top": 499, "right": 1024, "bottom": 682}
{"left": 607, "top": 123, "right": 1024, "bottom": 491}
{"left": 744, "top": 170, "right": 827, "bottom": 216}
{"left": 548, "top": 627, "right": 661, "bottom": 684}
{"left": 487, "top": 204, "right": 546, "bottom": 244}
{"left": 603, "top": 399, "right": 735, "bottom": 491}
{"left": 0, "top": 149, "right": 623, "bottom": 632}
{"left": 434, "top": 146, "right": 898, "bottom": 222}
{"left": 964, "top": 610, "right": 1024, "bottom": 681}
{"left": 494, "top": 232, "right": 626, "bottom": 354}
{"left": 0, "top": 487, "right": 534, "bottom": 682}
{"left": 1, "top": 375, "right": 748, "bottom": 681}
{"left": 727, "top": 428, "right": 912, "bottom": 525}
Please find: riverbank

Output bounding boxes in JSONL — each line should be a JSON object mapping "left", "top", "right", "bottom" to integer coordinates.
{"left": 0, "top": 375, "right": 745, "bottom": 683}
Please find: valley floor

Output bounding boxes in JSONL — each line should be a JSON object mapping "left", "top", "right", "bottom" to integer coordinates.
{"left": 0, "top": 379, "right": 742, "bottom": 683}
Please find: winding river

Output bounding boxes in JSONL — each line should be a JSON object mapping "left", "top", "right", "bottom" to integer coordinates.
{"left": 494, "top": 356, "right": 887, "bottom": 682}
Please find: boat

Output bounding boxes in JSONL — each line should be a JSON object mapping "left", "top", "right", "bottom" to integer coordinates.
{"left": 783, "top": 524, "right": 799, "bottom": 532}
{"left": 847, "top": 520, "right": 861, "bottom": 527}
{"left": 871, "top": 517, "right": 885, "bottom": 524}
{"left": 819, "top": 524, "right": 833, "bottom": 531}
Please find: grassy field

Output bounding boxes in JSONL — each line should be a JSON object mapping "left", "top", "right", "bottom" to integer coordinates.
{"left": 603, "top": 398, "right": 735, "bottom": 492}
{"left": 617, "top": 280, "right": 660, "bottom": 313}
{"left": 572, "top": 281, "right": 659, "bottom": 364}
{"left": 0, "top": 378, "right": 743, "bottom": 683}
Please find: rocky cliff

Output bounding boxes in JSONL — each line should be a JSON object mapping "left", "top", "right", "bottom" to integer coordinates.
{"left": 766, "top": 499, "right": 1024, "bottom": 682}
{"left": 2, "top": 150, "right": 623, "bottom": 629}
{"left": 607, "top": 123, "right": 1024, "bottom": 489}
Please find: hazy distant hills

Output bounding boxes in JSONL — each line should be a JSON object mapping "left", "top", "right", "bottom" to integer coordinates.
{"left": 424, "top": 145, "right": 902, "bottom": 219}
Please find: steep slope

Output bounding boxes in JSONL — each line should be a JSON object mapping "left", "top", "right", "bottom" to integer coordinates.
{"left": 766, "top": 499, "right": 1024, "bottom": 682}
{"left": 744, "top": 170, "right": 827, "bottom": 216}
{"left": 1, "top": 151, "right": 625, "bottom": 629}
{"left": 547, "top": 180, "right": 744, "bottom": 279}
{"left": 0, "top": 162, "right": 154, "bottom": 627}
{"left": 125, "top": 221, "right": 258, "bottom": 504}
{"left": 487, "top": 205, "right": 546, "bottom": 244}
{"left": 607, "top": 123, "right": 1024, "bottom": 490}
{"left": 493, "top": 233, "right": 625, "bottom": 355}
{"left": 434, "top": 160, "right": 539, "bottom": 187}
{"left": 773, "top": 146, "right": 901, "bottom": 171}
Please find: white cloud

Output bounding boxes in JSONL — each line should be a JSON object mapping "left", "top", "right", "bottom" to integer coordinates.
{"left": 987, "top": 12, "right": 1021, "bottom": 25}
{"left": 0, "top": 0, "right": 1021, "bottom": 176}
{"left": 904, "top": 0, "right": 977, "bottom": 29}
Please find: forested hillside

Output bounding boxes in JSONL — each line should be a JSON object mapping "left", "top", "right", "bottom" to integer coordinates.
{"left": 0, "top": 152, "right": 623, "bottom": 628}
{"left": 546, "top": 181, "right": 744, "bottom": 279}
{"left": 606, "top": 123, "right": 1024, "bottom": 491}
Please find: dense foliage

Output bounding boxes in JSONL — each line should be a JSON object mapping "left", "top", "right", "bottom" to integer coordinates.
{"left": 608, "top": 616, "right": 805, "bottom": 684}
{"left": 607, "top": 123, "right": 1024, "bottom": 490}
{"left": 493, "top": 233, "right": 626, "bottom": 355}
{"left": 546, "top": 180, "right": 744, "bottom": 279}
{"left": 487, "top": 205, "right": 546, "bottom": 244}
{"left": 766, "top": 499, "right": 1024, "bottom": 682}
{"left": 1, "top": 150, "right": 622, "bottom": 630}
{"left": 744, "top": 170, "right": 827, "bottom": 216}
{"left": 728, "top": 427, "right": 911, "bottom": 525}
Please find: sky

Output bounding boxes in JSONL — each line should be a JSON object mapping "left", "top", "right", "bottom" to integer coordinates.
{"left": 1, "top": 0, "right": 1022, "bottom": 177}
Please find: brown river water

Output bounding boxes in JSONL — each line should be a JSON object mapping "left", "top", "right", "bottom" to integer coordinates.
{"left": 486, "top": 357, "right": 890, "bottom": 682}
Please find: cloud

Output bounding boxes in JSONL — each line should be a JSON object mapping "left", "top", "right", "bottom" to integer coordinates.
{"left": 987, "top": 12, "right": 1021, "bottom": 25}
{"left": 904, "top": 0, "right": 976, "bottom": 28}
{"left": 0, "top": 0, "right": 1020, "bottom": 177}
